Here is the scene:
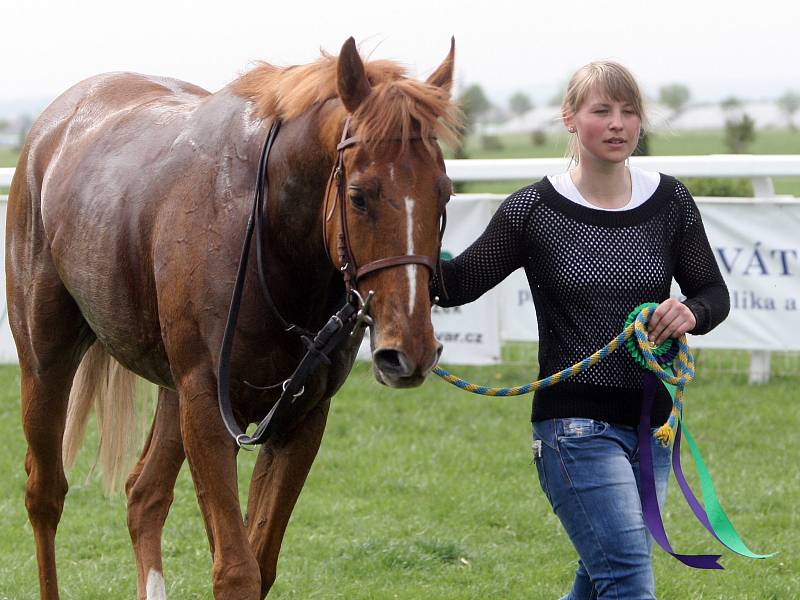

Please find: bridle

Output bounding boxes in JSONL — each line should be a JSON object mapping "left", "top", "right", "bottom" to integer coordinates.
{"left": 217, "top": 115, "right": 448, "bottom": 447}
{"left": 323, "top": 115, "right": 449, "bottom": 308}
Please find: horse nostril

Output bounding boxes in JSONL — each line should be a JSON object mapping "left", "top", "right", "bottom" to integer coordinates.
{"left": 433, "top": 343, "right": 443, "bottom": 367}
{"left": 373, "top": 349, "right": 413, "bottom": 378}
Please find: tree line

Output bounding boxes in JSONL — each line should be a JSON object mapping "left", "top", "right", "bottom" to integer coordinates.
{"left": 455, "top": 82, "right": 800, "bottom": 156}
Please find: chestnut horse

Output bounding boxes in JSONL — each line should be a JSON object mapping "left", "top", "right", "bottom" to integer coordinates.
{"left": 6, "top": 38, "right": 459, "bottom": 599}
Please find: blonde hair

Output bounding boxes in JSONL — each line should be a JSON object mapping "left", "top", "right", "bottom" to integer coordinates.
{"left": 561, "top": 61, "right": 648, "bottom": 163}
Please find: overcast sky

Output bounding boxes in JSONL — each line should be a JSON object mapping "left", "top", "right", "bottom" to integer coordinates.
{"left": 2, "top": 0, "right": 798, "bottom": 111}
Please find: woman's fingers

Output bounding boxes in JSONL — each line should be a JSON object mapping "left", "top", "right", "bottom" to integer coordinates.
{"left": 648, "top": 299, "right": 696, "bottom": 345}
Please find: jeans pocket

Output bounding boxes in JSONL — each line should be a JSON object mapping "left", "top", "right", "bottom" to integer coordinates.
{"left": 557, "top": 417, "right": 608, "bottom": 440}
{"left": 533, "top": 446, "right": 554, "bottom": 505}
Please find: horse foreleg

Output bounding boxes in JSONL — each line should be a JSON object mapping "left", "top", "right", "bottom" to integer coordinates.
{"left": 178, "top": 375, "right": 261, "bottom": 599}
{"left": 126, "top": 387, "right": 185, "bottom": 600}
{"left": 246, "top": 399, "right": 330, "bottom": 598}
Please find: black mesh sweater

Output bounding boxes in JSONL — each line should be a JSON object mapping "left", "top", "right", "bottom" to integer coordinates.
{"left": 434, "top": 175, "right": 729, "bottom": 427}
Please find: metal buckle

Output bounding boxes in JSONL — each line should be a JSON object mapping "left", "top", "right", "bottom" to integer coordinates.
{"left": 235, "top": 434, "right": 255, "bottom": 451}
{"left": 351, "top": 289, "right": 375, "bottom": 334}
{"left": 282, "top": 378, "right": 305, "bottom": 400}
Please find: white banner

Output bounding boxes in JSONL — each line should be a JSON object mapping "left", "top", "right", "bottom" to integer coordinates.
{"left": 431, "top": 196, "right": 501, "bottom": 364}
{"left": 484, "top": 195, "right": 800, "bottom": 352}
{"left": 685, "top": 199, "right": 800, "bottom": 350}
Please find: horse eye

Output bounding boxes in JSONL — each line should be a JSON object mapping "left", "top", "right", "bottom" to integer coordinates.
{"left": 349, "top": 190, "right": 367, "bottom": 212}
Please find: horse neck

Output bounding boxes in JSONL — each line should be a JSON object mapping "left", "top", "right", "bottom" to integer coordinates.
{"left": 260, "top": 104, "right": 342, "bottom": 306}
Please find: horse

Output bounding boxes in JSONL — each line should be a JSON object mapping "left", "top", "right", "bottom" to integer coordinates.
{"left": 6, "top": 37, "right": 460, "bottom": 599}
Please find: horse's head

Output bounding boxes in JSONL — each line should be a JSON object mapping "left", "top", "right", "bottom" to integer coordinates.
{"left": 324, "top": 38, "right": 459, "bottom": 388}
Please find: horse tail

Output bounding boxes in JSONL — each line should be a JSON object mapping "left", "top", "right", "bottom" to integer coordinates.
{"left": 62, "top": 341, "right": 141, "bottom": 494}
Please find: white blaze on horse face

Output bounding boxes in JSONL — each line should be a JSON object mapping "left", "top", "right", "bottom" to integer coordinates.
{"left": 146, "top": 569, "right": 167, "bottom": 600}
{"left": 405, "top": 196, "right": 417, "bottom": 315}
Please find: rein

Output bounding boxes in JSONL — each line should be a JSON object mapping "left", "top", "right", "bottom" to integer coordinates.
{"left": 217, "top": 116, "right": 447, "bottom": 447}
{"left": 216, "top": 119, "right": 352, "bottom": 447}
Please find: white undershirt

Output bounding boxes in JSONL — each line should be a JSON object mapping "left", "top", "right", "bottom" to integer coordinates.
{"left": 547, "top": 166, "right": 661, "bottom": 211}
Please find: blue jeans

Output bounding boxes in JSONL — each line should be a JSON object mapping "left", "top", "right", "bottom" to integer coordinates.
{"left": 532, "top": 418, "right": 671, "bottom": 600}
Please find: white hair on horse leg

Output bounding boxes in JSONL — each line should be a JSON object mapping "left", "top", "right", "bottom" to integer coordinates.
{"left": 405, "top": 196, "right": 417, "bottom": 316}
{"left": 146, "top": 569, "right": 167, "bottom": 600}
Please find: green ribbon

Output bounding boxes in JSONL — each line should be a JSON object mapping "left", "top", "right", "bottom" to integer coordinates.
{"left": 662, "top": 377, "right": 775, "bottom": 559}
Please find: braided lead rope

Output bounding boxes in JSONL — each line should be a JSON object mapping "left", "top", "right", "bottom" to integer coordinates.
{"left": 432, "top": 304, "right": 693, "bottom": 441}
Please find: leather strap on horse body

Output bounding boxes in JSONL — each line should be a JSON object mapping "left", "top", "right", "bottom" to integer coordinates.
{"left": 253, "top": 121, "right": 314, "bottom": 339}
{"left": 218, "top": 115, "right": 449, "bottom": 447}
{"left": 217, "top": 118, "right": 363, "bottom": 447}
{"left": 216, "top": 119, "right": 288, "bottom": 445}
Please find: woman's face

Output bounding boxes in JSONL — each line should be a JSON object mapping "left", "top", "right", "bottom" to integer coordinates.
{"left": 566, "top": 89, "right": 641, "bottom": 166}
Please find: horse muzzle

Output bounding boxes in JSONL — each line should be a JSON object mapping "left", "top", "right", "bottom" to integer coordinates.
{"left": 372, "top": 342, "right": 443, "bottom": 388}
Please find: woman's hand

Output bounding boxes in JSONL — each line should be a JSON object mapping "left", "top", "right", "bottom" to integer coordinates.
{"left": 647, "top": 298, "right": 696, "bottom": 345}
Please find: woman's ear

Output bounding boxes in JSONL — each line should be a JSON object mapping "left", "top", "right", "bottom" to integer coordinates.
{"left": 562, "top": 110, "right": 575, "bottom": 133}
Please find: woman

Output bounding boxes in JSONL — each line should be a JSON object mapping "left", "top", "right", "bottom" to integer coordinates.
{"left": 433, "top": 62, "right": 729, "bottom": 599}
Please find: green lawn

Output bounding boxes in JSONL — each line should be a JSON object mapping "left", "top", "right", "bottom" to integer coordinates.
{"left": 0, "top": 148, "right": 18, "bottom": 169}
{"left": 0, "top": 362, "right": 796, "bottom": 599}
{"left": 460, "top": 128, "right": 800, "bottom": 158}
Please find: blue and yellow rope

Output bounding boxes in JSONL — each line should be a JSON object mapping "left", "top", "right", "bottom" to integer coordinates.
{"left": 433, "top": 303, "right": 694, "bottom": 443}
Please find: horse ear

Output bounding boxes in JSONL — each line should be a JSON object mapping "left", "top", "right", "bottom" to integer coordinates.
{"left": 425, "top": 37, "right": 455, "bottom": 92}
{"left": 337, "top": 37, "right": 371, "bottom": 113}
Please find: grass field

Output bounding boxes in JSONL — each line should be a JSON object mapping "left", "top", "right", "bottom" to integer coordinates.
{"left": 0, "top": 361, "right": 797, "bottom": 599}
{"left": 0, "top": 148, "right": 18, "bottom": 168}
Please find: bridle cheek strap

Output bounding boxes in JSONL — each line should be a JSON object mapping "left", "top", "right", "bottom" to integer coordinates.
{"left": 323, "top": 114, "right": 448, "bottom": 300}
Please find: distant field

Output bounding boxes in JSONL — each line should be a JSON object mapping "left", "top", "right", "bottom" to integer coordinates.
{"left": 2, "top": 128, "right": 798, "bottom": 196}
{"left": 456, "top": 128, "right": 800, "bottom": 196}
{"left": 460, "top": 128, "right": 800, "bottom": 158}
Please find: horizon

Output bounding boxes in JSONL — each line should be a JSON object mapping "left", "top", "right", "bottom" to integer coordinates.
{"left": 0, "top": 79, "right": 795, "bottom": 123}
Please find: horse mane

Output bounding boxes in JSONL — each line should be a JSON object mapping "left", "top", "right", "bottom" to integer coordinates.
{"left": 231, "top": 52, "right": 461, "bottom": 156}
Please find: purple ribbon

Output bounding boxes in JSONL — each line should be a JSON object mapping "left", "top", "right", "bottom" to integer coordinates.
{"left": 671, "top": 424, "right": 719, "bottom": 539}
{"left": 639, "top": 372, "right": 723, "bottom": 569}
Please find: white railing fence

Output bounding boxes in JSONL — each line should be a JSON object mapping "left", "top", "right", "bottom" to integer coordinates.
{"left": 4, "top": 152, "right": 800, "bottom": 196}
{"left": 443, "top": 154, "right": 800, "bottom": 195}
